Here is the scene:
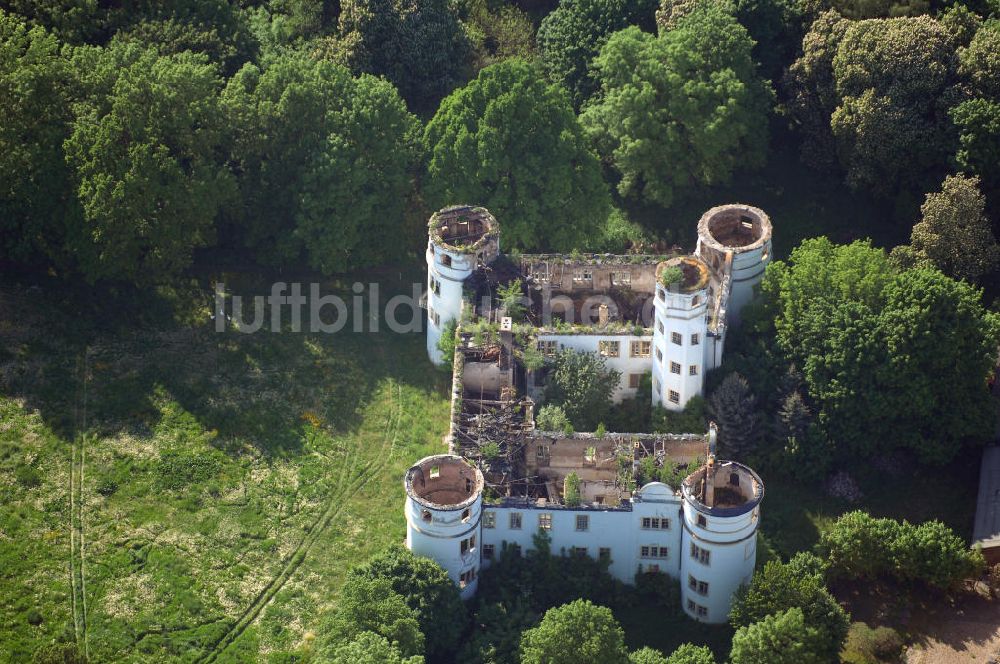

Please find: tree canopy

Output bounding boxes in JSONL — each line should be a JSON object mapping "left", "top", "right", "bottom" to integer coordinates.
{"left": 425, "top": 58, "right": 610, "bottom": 251}
{"left": 64, "top": 42, "right": 235, "bottom": 284}
{"left": 223, "top": 54, "right": 421, "bottom": 274}
{"left": 520, "top": 599, "right": 629, "bottom": 664}
{"left": 544, "top": 349, "right": 622, "bottom": 431}
{"left": 581, "top": 5, "right": 773, "bottom": 208}
{"left": 729, "top": 608, "right": 825, "bottom": 664}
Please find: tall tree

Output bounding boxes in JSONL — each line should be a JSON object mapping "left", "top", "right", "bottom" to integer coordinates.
{"left": 425, "top": 58, "right": 610, "bottom": 251}
{"left": 520, "top": 600, "right": 629, "bottom": 664}
{"left": 64, "top": 42, "right": 234, "bottom": 284}
{"left": 952, "top": 20, "right": 1000, "bottom": 191}
{"left": 222, "top": 54, "right": 421, "bottom": 273}
{"left": 331, "top": 0, "right": 472, "bottom": 112}
{"left": 730, "top": 558, "right": 849, "bottom": 662}
{"left": 0, "top": 10, "right": 79, "bottom": 266}
{"left": 708, "top": 373, "right": 762, "bottom": 459}
{"left": 581, "top": 5, "right": 773, "bottom": 208}
{"left": 730, "top": 608, "right": 825, "bottom": 664}
{"left": 329, "top": 632, "right": 424, "bottom": 664}
{"left": 544, "top": 349, "right": 622, "bottom": 431}
{"left": 538, "top": 0, "right": 653, "bottom": 109}
{"left": 324, "top": 576, "right": 424, "bottom": 658}
{"left": 904, "top": 174, "right": 999, "bottom": 282}
{"left": 347, "top": 546, "right": 466, "bottom": 662}
{"left": 829, "top": 16, "right": 959, "bottom": 195}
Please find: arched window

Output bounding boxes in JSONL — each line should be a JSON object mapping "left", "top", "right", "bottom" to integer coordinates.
{"left": 441, "top": 254, "right": 452, "bottom": 268}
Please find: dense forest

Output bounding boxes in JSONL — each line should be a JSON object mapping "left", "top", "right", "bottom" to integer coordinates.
{"left": 2, "top": 0, "right": 999, "bottom": 287}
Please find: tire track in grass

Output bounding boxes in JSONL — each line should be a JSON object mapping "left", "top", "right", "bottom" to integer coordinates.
{"left": 197, "top": 381, "right": 402, "bottom": 664}
{"left": 69, "top": 349, "right": 91, "bottom": 661}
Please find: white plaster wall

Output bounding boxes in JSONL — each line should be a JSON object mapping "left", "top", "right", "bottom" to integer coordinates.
{"left": 652, "top": 284, "right": 709, "bottom": 411}
{"left": 426, "top": 242, "right": 475, "bottom": 365}
{"left": 405, "top": 492, "right": 483, "bottom": 599}
{"left": 679, "top": 501, "right": 759, "bottom": 624}
{"left": 725, "top": 242, "right": 771, "bottom": 328}
{"left": 535, "top": 333, "right": 654, "bottom": 402}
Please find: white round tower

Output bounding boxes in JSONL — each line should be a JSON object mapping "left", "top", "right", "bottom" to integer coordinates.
{"left": 652, "top": 256, "right": 710, "bottom": 412}
{"left": 695, "top": 204, "right": 772, "bottom": 328}
{"left": 679, "top": 429, "right": 763, "bottom": 624}
{"left": 404, "top": 454, "right": 485, "bottom": 599}
{"left": 426, "top": 205, "right": 500, "bottom": 364}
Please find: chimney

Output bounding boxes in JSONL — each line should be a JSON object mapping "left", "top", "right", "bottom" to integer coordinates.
{"left": 598, "top": 303, "right": 609, "bottom": 326}
{"left": 704, "top": 423, "right": 718, "bottom": 507}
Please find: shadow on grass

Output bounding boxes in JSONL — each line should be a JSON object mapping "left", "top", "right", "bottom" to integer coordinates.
{"left": 0, "top": 267, "right": 449, "bottom": 458}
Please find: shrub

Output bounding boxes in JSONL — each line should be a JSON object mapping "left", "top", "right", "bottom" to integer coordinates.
{"left": 564, "top": 472, "right": 581, "bottom": 507}
{"left": 536, "top": 404, "right": 571, "bottom": 432}
{"left": 155, "top": 448, "right": 224, "bottom": 490}
{"left": 436, "top": 318, "right": 458, "bottom": 368}
{"left": 842, "top": 622, "right": 904, "bottom": 663}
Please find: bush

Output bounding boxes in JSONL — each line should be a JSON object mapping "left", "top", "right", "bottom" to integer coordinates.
{"left": 564, "top": 472, "right": 581, "bottom": 507}
{"left": 14, "top": 464, "right": 41, "bottom": 489}
{"left": 155, "top": 448, "right": 224, "bottom": 490}
{"left": 536, "top": 404, "right": 571, "bottom": 432}
{"left": 842, "top": 622, "right": 904, "bottom": 664}
{"left": 436, "top": 318, "right": 458, "bottom": 368}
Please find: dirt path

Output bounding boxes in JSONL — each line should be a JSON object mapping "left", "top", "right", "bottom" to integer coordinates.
{"left": 904, "top": 596, "right": 1000, "bottom": 664}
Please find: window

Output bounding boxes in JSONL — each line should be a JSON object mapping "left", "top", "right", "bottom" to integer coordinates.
{"left": 658, "top": 290, "right": 665, "bottom": 301}
{"left": 687, "top": 599, "right": 696, "bottom": 613}
{"left": 538, "top": 513, "right": 552, "bottom": 530}
{"left": 670, "top": 362, "right": 681, "bottom": 374}
{"left": 657, "top": 320, "right": 664, "bottom": 334}
{"left": 599, "top": 340, "right": 620, "bottom": 357}
{"left": 655, "top": 347, "right": 663, "bottom": 362}
{"left": 691, "top": 333, "right": 700, "bottom": 345}
{"left": 573, "top": 546, "right": 588, "bottom": 557}
{"left": 730, "top": 472, "right": 740, "bottom": 487}
{"left": 462, "top": 508, "right": 471, "bottom": 522}
{"left": 671, "top": 332, "right": 683, "bottom": 345}
{"left": 658, "top": 547, "right": 669, "bottom": 558}
{"left": 430, "top": 465, "right": 440, "bottom": 479}
{"left": 441, "top": 254, "right": 452, "bottom": 268}
{"left": 536, "top": 444, "right": 550, "bottom": 460}
{"left": 689, "top": 365, "right": 698, "bottom": 376}
{"left": 642, "top": 517, "right": 669, "bottom": 530}
{"left": 573, "top": 270, "right": 593, "bottom": 283}
{"left": 669, "top": 390, "right": 680, "bottom": 404}
{"left": 691, "top": 295, "right": 700, "bottom": 307}
{"left": 641, "top": 546, "right": 668, "bottom": 558}
{"left": 697, "top": 605, "right": 708, "bottom": 618}
{"left": 629, "top": 373, "right": 643, "bottom": 389}
{"left": 459, "top": 567, "right": 477, "bottom": 588}
{"left": 576, "top": 515, "right": 589, "bottom": 531}
{"left": 690, "top": 543, "right": 711, "bottom": 565}
{"left": 611, "top": 271, "right": 631, "bottom": 286}
{"left": 630, "top": 340, "right": 651, "bottom": 358}
{"left": 460, "top": 538, "right": 469, "bottom": 555}
{"left": 537, "top": 340, "right": 558, "bottom": 356}
{"left": 697, "top": 514, "right": 707, "bottom": 528}
{"left": 483, "top": 544, "right": 495, "bottom": 560}
{"left": 510, "top": 512, "right": 522, "bottom": 530}
{"left": 599, "top": 547, "right": 611, "bottom": 561}
{"left": 483, "top": 511, "right": 496, "bottom": 528}
{"left": 421, "top": 509, "right": 432, "bottom": 523}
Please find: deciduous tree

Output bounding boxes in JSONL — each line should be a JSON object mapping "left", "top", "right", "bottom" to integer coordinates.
{"left": 425, "top": 58, "right": 610, "bottom": 251}
{"left": 544, "top": 349, "right": 621, "bottom": 431}
{"left": 730, "top": 608, "right": 825, "bottom": 664}
{"left": 582, "top": 6, "right": 773, "bottom": 208}
{"left": 520, "top": 599, "right": 629, "bottom": 664}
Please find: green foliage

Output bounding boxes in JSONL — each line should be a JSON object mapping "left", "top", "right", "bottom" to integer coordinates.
{"left": 155, "top": 448, "right": 224, "bottom": 490}
{"left": 659, "top": 266, "right": 684, "bottom": 288}
{"left": 664, "top": 643, "right": 716, "bottom": 664}
{"left": 564, "top": 472, "right": 582, "bottom": 506}
{"left": 828, "top": 16, "right": 958, "bottom": 195}
{"left": 222, "top": 54, "right": 421, "bottom": 272}
{"left": 652, "top": 396, "right": 707, "bottom": 435}
{"left": 0, "top": 10, "right": 79, "bottom": 267}
{"left": 536, "top": 404, "right": 572, "bottom": 431}
{"left": 842, "top": 622, "right": 903, "bottom": 663}
{"left": 347, "top": 545, "right": 467, "bottom": 661}
{"left": 521, "top": 343, "right": 546, "bottom": 371}
{"left": 328, "top": 632, "right": 425, "bottom": 664}
{"left": 454, "top": 0, "right": 536, "bottom": 72}
{"left": 950, "top": 98, "right": 1000, "bottom": 190}
{"left": 323, "top": 576, "right": 425, "bottom": 658}
{"left": 905, "top": 173, "right": 999, "bottom": 282}
{"left": 630, "top": 646, "right": 670, "bottom": 664}
{"left": 707, "top": 373, "right": 761, "bottom": 459}
{"left": 64, "top": 42, "right": 235, "bottom": 284}
{"left": 543, "top": 349, "right": 621, "bottom": 431}
{"left": 958, "top": 19, "right": 1000, "bottom": 100}
{"left": 764, "top": 237, "right": 1000, "bottom": 464}
{"left": 729, "top": 558, "right": 850, "bottom": 661}
{"left": 940, "top": 4, "right": 982, "bottom": 46}
{"left": 425, "top": 58, "right": 611, "bottom": 252}
{"left": 594, "top": 208, "right": 654, "bottom": 253}
{"left": 437, "top": 319, "right": 459, "bottom": 367}
{"left": 499, "top": 279, "right": 527, "bottom": 321}
{"left": 820, "top": 510, "right": 985, "bottom": 589}
{"left": 331, "top": 0, "right": 472, "bottom": 112}
{"left": 729, "top": 608, "right": 825, "bottom": 664}
{"left": 729, "top": 0, "right": 806, "bottom": 83}
{"left": 582, "top": 5, "right": 773, "bottom": 208}
{"left": 537, "top": 0, "right": 655, "bottom": 109}
{"left": 520, "top": 599, "right": 629, "bottom": 664}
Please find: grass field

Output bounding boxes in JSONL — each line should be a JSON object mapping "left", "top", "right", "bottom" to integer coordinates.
{"left": 0, "top": 277, "right": 452, "bottom": 662}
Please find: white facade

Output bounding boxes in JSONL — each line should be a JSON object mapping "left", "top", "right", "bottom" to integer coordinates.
{"left": 426, "top": 243, "right": 476, "bottom": 364}
{"left": 652, "top": 259, "right": 711, "bottom": 412}
{"left": 404, "top": 455, "right": 485, "bottom": 599}
{"left": 534, "top": 333, "right": 654, "bottom": 402}
{"left": 679, "top": 461, "right": 762, "bottom": 623}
